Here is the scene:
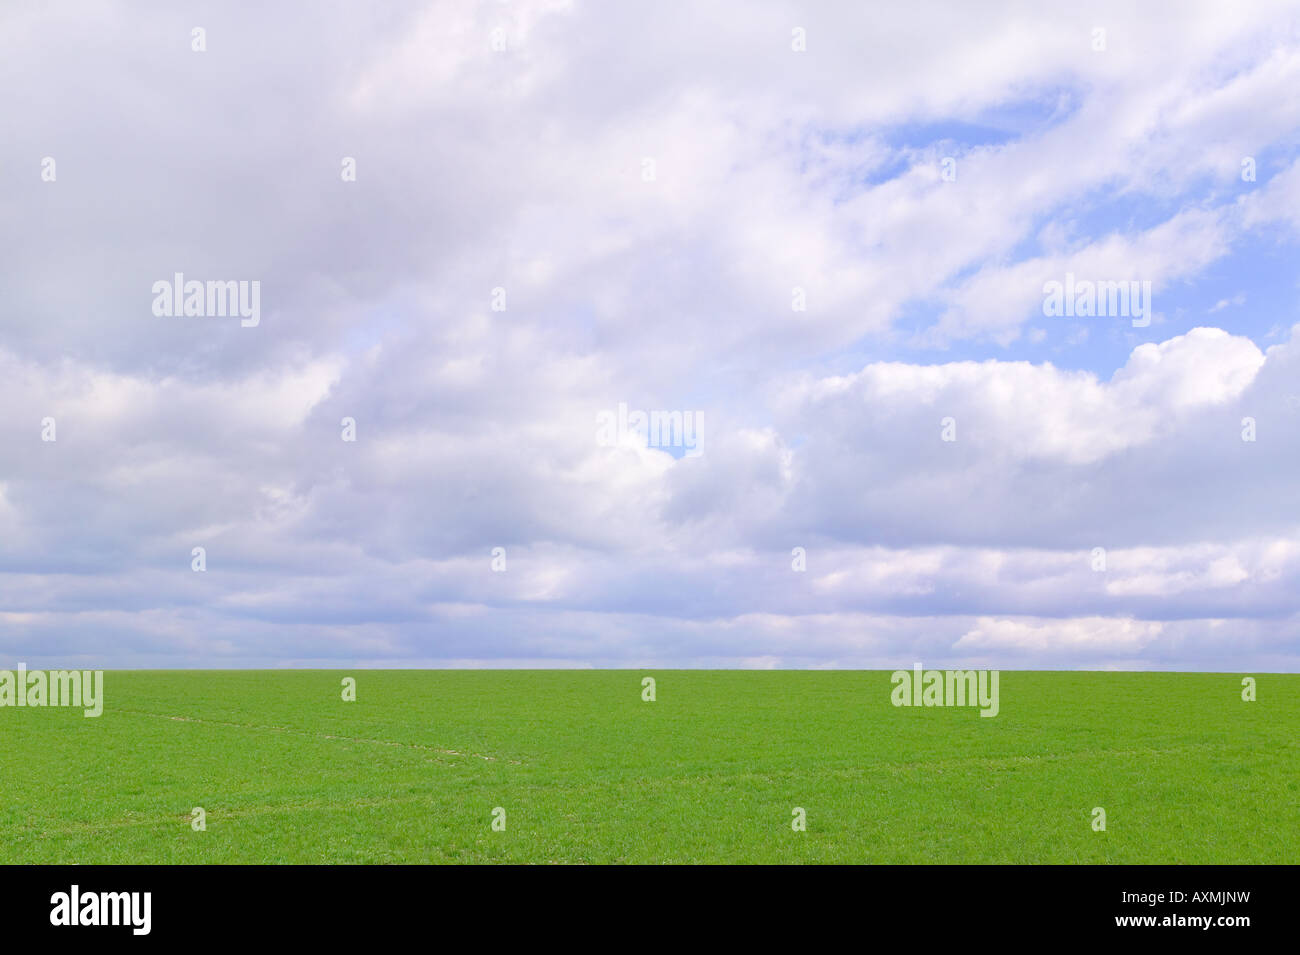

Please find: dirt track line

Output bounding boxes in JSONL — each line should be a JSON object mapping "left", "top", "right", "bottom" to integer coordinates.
{"left": 114, "top": 708, "right": 517, "bottom": 763}
{"left": 4, "top": 790, "right": 468, "bottom": 839}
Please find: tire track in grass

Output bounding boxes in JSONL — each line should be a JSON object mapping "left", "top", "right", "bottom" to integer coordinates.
{"left": 2, "top": 790, "right": 493, "bottom": 839}
{"left": 113, "top": 707, "right": 521, "bottom": 764}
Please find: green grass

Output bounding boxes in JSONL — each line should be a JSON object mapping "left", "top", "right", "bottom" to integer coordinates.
{"left": 0, "top": 671, "right": 1295, "bottom": 863}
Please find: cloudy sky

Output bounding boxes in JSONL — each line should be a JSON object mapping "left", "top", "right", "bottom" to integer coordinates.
{"left": 3, "top": 1, "right": 1300, "bottom": 670}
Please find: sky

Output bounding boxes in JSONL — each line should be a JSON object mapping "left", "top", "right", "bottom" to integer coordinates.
{"left": 2, "top": 1, "right": 1300, "bottom": 670}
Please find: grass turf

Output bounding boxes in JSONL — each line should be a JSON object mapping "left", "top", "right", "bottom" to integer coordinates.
{"left": 0, "top": 670, "right": 1294, "bottom": 863}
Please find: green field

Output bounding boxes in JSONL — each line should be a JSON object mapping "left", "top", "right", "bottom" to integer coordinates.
{"left": 0, "top": 671, "right": 1295, "bottom": 864}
